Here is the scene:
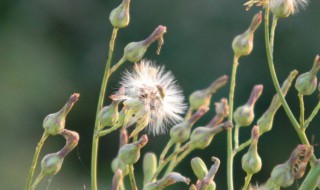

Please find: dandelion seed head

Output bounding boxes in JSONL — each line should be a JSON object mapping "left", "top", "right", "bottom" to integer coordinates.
{"left": 116, "top": 60, "right": 186, "bottom": 135}
{"left": 270, "top": 0, "right": 308, "bottom": 17}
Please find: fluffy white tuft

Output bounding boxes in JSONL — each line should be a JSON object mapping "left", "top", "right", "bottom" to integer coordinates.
{"left": 119, "top": 60, "right": 186, "bottom": 135}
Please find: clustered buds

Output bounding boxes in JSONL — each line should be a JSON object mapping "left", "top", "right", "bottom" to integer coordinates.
{"left": 266, "top": 145, "right": 313, "bottom": 188}
{"left": 241, "top": 126, "right": 262, "bottom": 175}
{"left": 170, "top": 107, "right": 209, "bottom": 143}
{"left": 189, "top": 75, "right": 228, "bottom": 110}
{"left": 295, "top": 55, "right": 320, "bottom": 95}
{"left": 119, "top": 134, "right": 148, "bottom": 164}
{"left": 232, "top": 12, "right": 262, "bottom": 58}
{"left": 43, "top": 93, "right": 80, "bottom": 135}
{"left": 234, "top": 85, "right": 263, "bottom": 127}
{"left": 143, "top": 172, "right": 190, "bottom": 190}
{"left": 109, "top": 0, "right": 131, "bottom": 28}
{"left": 124, "top": 25, "right": 167, "bottom": 63}
{"left": 258, "top": 70, "right": 297, "bottom": 134}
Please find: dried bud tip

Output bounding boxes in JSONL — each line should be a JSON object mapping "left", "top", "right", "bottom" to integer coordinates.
{"left": 208, "top": 75, "right": 229, "bottom": 94}
{"left": 69, "top": 93, "right": 80, "bottom": 103}
{"left": 137, "top": 134, "right": 149, "bottom": 147}
{"left": 251, "top": 125, "right": 260, "bottom": 140}
{"left": 143, "top": 25, "right": 167, "bottom": 47}
{"left": 247, "top": 85, "right": 263, "bottom": 106}
{"left": 249, "top": 11, "right": 262, "bottom": 32}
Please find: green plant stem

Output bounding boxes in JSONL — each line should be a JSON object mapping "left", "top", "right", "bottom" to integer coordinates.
{"left": 270, "top": 16, "right": 278, "bottom": 54}
{"left": 128, "top": 165, "right": 138, "bottom": 190}
{"left": 110, "top": 56, "right": 127, "bottom": 75}
{"left": 264, "top": 8, "right": 316, "bottom": 163}
{"left": 30, "top": 172, "right": 44, "bottom": 190}
{"left": 304, "top": 100, "right": 320, "bottom": 128}
{"left": 299, "top": 94, "right": 305, "bottom": 127}
{"left": 184, "top": 107, "right": 193, "bottom": 120}
{"left": 243, "top": 173, "right": 252, "bottom": 190}
{"left": 299, "top": 161, "right": 320, "bottom": 190}
{"left": 91, "top": 27, "right": 119, "bottom": 190}
{"left": 234, "top": 124, "right": 240, "bottom": 150}
{"left": 233, "top": 139, "right": 251, "bottom": 155}
{"left": 26, "top": 132, "right": 49, "bottom": 190}
{"left": 164, "top": 146, "right": 194, "bottom": 174}
{"left": 151, "top": 143, "right": 190, "bottom": 181}
{"left": 159, "top": 139, "right": 174, "bottom": 164}
{"left": 99, "top": 123, "right": 122, "bottom": 137}
{"left": 227, "top": 56, "right": 239, "bottom": 190}
{"left": 164, "top": 143, "right": 181, "bottom": 175}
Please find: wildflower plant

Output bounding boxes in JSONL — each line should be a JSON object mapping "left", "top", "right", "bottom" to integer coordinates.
{"left": 24, "top": 0, "right": 320, "bottom": 190}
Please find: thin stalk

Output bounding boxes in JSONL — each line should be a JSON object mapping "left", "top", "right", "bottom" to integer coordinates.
{"left": 304, "top": 99, "right": 320, "bottom": 128}
{"left": 91, "top": 27, "right": 119, "bottom": 190}
{"left": 163, "top": 143, "right": 181, "bottom": 175}
{"left": 26, "top": 132, "right": 49, "bottom": 190}
{"left": 99, "top": 123, "right": 122, "bottom": 137}
{"left": 299, "top": 94, "right": 305, "bottom": 127}
{"left": 128, "top": 165, "right": 138, "bottom": 190}
{"left": 30, "top": 172, "right": 44, "bottom": 190}
{"left": 159, "top": 139, "right": 174, "bottom": 164}
{"left": 164, "top": 147, "right": 194, "bottom": 174}
{"left": 264, "top": 8, "right": 316, "bottom": 163}
{"left": 299, "top": 161, "right": 320, "bottom": 190}
{"left": 234, "top": 124, "right": 240, "bottom": 150}
{"left": 184, "top": 107, "right": 193, "bottom": 120}
{"left": 270, "top": 16, "right": 278, "bottom": 54}
{"left": 110, "top": 56, "right": 127, "bottom": 75}
{"left": 227, "top": 56, "right": 239, "bottom": 190}
{"left": 233, "top": 139, "right": 251, "bottom": 155}
{"left": 243, "top": 173, "right": 253, "bottom": 190}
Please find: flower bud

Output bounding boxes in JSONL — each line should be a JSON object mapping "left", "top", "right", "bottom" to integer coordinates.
{"left": 43, "top": 93, "right": 80, "bottom": 135}
{"left": 109, "top": 0, "right": 131, "bottom": 28}
{"left": 232, "top": 12, "right": 262, "bottom": 58}
{"left": 40, "top": 153, "right": 64, "bottom": 176}
{"left": 258, "top": 70, "right": 297, "bottom": 134}
{"left": 124, "top": 25, "right": 166, "bottom": 62}
{"left": 112, "top": 169, "right": 123, "bottom": 190}
{"left": 191, "top": 157, "right": 208, "bottom": 180}
{"left": 143, "top": 172, "right": 190, "bottom": 190}
{"left": 268, "top": 162, "right": 294, "bottom": 188}
{"left": 197, "top": 157, "right": 220, "bottom": 190}
{"left": 119, "top": 134, "right": 148, "bottom": 164}
{"left": 241, "top": 126, "right": 262, "bottom": 174}
{"left": 190, "top": 122, "right": 232, "bottom": 149}
{"left": 270, "top": 0, "right": 294, "bottom": 18}
{"left": 295, "top": 55, "right": 320, "bottom": 95}
{"left": 98, "top": 101, "right": 120, "bottom": 128}
{"left": 143, "top": 152, "right": 157, "bottom": 185}
{"left": 170, "top": 107, "right": 209, "bottom": 143}
{"left": 189, "top": 76, "right": 228, "bottom": 110}
{"left": 234, "top": 85, "right": 263, "bottom": 127}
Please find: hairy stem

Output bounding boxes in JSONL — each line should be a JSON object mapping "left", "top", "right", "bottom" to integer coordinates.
{"left": 26, "top": 132, "right": 48, "bottom": 190}
{"left": 91, "top": 27, "right": 119, "bottom": 190}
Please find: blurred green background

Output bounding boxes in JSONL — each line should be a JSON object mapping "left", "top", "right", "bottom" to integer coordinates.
{"left": 0, "top": 0, "right": 319, "bottom": 189}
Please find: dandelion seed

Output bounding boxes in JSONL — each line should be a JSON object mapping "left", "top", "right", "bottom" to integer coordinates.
{"left": 112, "top": 60, "right": 186, "bottom": 135}
{"left": 270, "top": 0, "right": 309, "bottom": 17}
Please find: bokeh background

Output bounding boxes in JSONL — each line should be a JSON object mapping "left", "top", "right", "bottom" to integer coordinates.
{"left": 1, "top": 0, "right": 319, "bottom": 189}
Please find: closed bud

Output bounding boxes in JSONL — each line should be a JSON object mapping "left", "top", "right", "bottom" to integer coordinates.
{"left": 189, "top": 76, "right": 228, "bottom": 110}
{"left": 112, "top": 169, "right": 123, "bottom": 190}
{"left": 241, "top": 126, "right": 262, "bottom": 174}
{"left": 270, "top": 0, "right": 294, "bottom": 18}
{"left": 109, "top": 0, "right": 130, "bottom": 28}
{"left": 295, "top": 55, "right": 320, "bottom": 95}
{"left": 43, "top": 93, "right": 80, "bottom": 135}
{"left": 143, "top": 152, "right": 158, "bottom": 185}
{"left": 124, "top": 25, "right": 166, "bottom": 62}
{"left": 40, "top": 153, "right": 64, "bottom": 176}
{"left": 190, "top": 122, "right": 232, "bottom": 149}
{"left": 268, "top": 162, "right": 294, "bottom": 188}
{"left": 191, "top": 157, "right": 208, "bottom": 180}
{"left": 170, "top": 107, "right": 209, "bottom": 143}
{"left": 234, "top": 85, "right": 263, "bottom": 127}
{"left": 258, "top": 70, "right": 297, "bottom": 134}
{"left": 98, "top": 101, "right": 120, "bottom": 128}
{"left": 232, "top": 12, "right": 262, "bottom": 58}
{"left": 198, "top": 157, "right": 220, "bottom": 190}
{"left": 119, "top": 134, "right": 148, "bottom": 164}
{"left": 143, "top": 172, "right": 190, "bottom": 190}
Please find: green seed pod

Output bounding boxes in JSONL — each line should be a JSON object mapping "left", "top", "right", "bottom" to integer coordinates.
{"left": 109, "top": 0, "right": 131, "bottom": 28}
{"left": 119, "top": 135, "right": 148, "bottom": 164}
{"left": 191, "top": 157, "right": 208, "bottom": 180}
{"left": 43, "top": 93, "right": 80, "bottom": 135}
{"left": 270, "top": 0, "right": 294, "bottom": 18}
{"left": 234, "top": 85, "right": 263, "bottom": 127}
{"left": 170, "top": 107, "right": 208, "bottom": 143}
{"left": 124, "top": 26, "right": 166, "bottom": 63}
{"left": 241, "top": 126, "right": 262, "bottom": 174}
{"left": 258, "top": 70, "right": 297, "bottom": 134}
{"left": 143, "top": 172, "right": 190, "bottom": 190}
{"left": 190, "top": 122, "right": 232, "bottom": 149}
{"left": 98, "top": 101, "right": 120, "bottom": 128}
{"left": 143, "top": 152, "right": 157, "bottom": 185}
{"left": 295, "top": 55, "right": 320, "bottom": 95}
{"left": 269, "top": 162, "right": 294, "bottom": 188}
{"left": 189, "top": 76, "right": 228, "bottom": 110}
{"left": 40, "top": 153, "right": 64, "bottom": 176}
{"left": 232, "top": 12, "right": 262, "bottom": 58}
